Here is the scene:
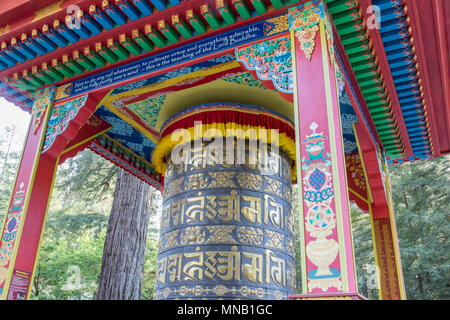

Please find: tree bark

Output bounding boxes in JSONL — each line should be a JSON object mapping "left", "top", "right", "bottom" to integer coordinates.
{"left": 95, "top": 169, "right": 150, "bottom": 300}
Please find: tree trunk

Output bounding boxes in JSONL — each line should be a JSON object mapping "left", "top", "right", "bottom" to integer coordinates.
{"left": 96, "top": 169, "right": 150, "bottom": 300}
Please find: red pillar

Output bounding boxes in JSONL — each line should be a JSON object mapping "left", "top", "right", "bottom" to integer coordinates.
{"left": 288, "top": 1, "right": 360, "bottom": 299}
{"left": 0, "top": 88, "right": 100, "bottom": 299}
{"left": 354, "top": 122, "right": 406, "bottom": 300}
{"left": 0, "top": 87, "right": 58, "bottom": 299}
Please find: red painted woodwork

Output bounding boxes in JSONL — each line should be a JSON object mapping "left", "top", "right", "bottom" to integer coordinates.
{"left": 59, "top": 114, "right": 112, "bottom": 164}
{"left": 405, "top": 0, "right": 450, "bottom": 156}
{"left": 0, "top": 0, "right": 87, "bottom": 45}
{"left": 354, "top": 122, "right": 388, "bottom": 218}
{"left": 0, "top": 89, "right": 55, "bottom": 298}
{"left": 291, "top": 5, "right": 357, "bottom": 293}
{"left": 345, "top": 153, "right": 369, "bottom": 213}
{"left": 354, "top": 121, "right": 406, "bottom": 300}
{"left": 359, "top": 0, "right": 411, "bottom": 158}
{"left": 9, "top": 152, "right": 58, "bottom": 300}
{"left": 333, "top": 25, "right": 383, "bottom": 150}
{"left": 0, "top": 0, "right": 55, "bottom": 18}
{"left": 1, "top": 90, "right": 107, "bottom": 299}
{"left": 0, "top": 2, "right": 292, "bottom": 84}
{"left": 372, "top": 216, "right": 405, "bottom": 300}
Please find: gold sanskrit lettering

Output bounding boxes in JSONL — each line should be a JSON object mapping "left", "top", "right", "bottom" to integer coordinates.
{"left": 156, "top": 256, "right": 168, "bottom": 284}
{"left": 167, "top": 253, "right": 183, "bottom": 282}
{"left": 242, "top": 252, "right": 264, "bottom": 283}
{"left": 265, "top": 249, "right": 286, "bottom": 287}
{"left": 185, "top": 193, "right": 205, "bottom": 223}
{"left": 241, "top": 195, "right": 262, "bottom": 224}
{"left": 264, "top": 195, "right": 284, "bottom": 229}
{"left": 183, "top": 247, "right": 204, "bottom": 281}
{"left": 216, "top": 246, "right": 241, "bottom": 281}
{"left": 170, "top": 199, "right": 185, "bottom": 226}
{"left": 218, "top": 190, "right": 240, "bottom": 222}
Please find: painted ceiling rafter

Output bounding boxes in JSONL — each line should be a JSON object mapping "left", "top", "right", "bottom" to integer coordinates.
{"left": 403, "top": 0, "right": 449, "bottom": 161}
{"left": 0, "top": 0, "right": 297, "bottom": 107}
{"left": 358, "top": 0, "right": 413, "bottom": 159}
{"left": 0, "top": 0, "right": 447, "bottom": 164}
{"left": 325, "top": 0, "right": 406, "bottom": 159}
{"left": 88, "top": 133, "right": 163, "bottom": 190}
{"left": 371, "top": 0, "right": 434, "bottom": 163}
{"left": 0, "top": 80, "right": 34, "bottom": 110}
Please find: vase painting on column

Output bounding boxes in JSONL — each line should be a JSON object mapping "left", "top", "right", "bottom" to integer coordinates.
{"left": 301, "top": 122, "right": 342, "bottom": 292}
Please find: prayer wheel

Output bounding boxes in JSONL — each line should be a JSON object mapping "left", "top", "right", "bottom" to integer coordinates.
{"left": 152, "top": 103, "right": 297, "bottom": 300}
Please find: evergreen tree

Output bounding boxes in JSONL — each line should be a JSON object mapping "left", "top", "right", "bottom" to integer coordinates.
{"left": 389, "top": 155, "right": 450, "bottom": 300}
{"left": 0, "top": 125, "right": 22, "bottom": 219}
{"left": 95, "top": 169, "right": 151, "bottom": 300}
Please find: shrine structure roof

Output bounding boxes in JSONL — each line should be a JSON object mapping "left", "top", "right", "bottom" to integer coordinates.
{"left": 0, "top": 0, "right": 448, "bottom": 165}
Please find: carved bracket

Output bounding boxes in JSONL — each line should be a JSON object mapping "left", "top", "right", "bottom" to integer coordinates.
{"left": 236, "top": 35, "right": 293, "bottom": 96}
{"left": 41, "top": 94, "right": 89, "bottom": 154}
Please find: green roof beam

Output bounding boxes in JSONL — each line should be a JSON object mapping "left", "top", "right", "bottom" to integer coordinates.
{"left": 96, "top": 43, "right": 119, "bottom": 64}
{"left": 186, "top": 10, "right": 207, "bottom": 34}
{"left": 73, "top": 53, "right": 95, "bottom": 72}
{"left": 252, "top": 0, "right": 267, "bottom": 15}
{"left": 217, "top": 3, "right": 235, "bottom": 26}
{"left": 84, "top": 48, "right": 107, "bottom": 68}
{"left": 107, "top": 39, "right": 129, "bottom": 60}
{"left": 120, "top": 35, "right": 142, "bottom": 56}
{"left": 172, "top": 16, "right": 193, "bottom": 39}
{"left": 158, "top": 22, "right": 179, "bottom": 44}
{"left": 232, "top": 0, "right": 251, "bottom": 20}
{"left": 201, "top": 5, "right": 222, "bottom": 30}
{"left": 133, "top": 30, "right": 154, "bottom": 52}
{"left": 42, "top": 65, "right": 64, "bottom": 82}
{"left": 270, "top": 0, "right": 284, "bottom": 10}
{"left": 326, "top": 0, "right": 359, "bottom": 15}
{"left": 145, "top": 25, "right": 166, "bottom": 48}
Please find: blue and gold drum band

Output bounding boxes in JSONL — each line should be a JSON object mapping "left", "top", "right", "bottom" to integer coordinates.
{"left": 154, "top": 135, "right": 296, "bottom": 300}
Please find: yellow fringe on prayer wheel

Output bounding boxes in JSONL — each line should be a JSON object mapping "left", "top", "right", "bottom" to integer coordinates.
{"left": 152, "top": 121, "right": 297, "bottom": 182}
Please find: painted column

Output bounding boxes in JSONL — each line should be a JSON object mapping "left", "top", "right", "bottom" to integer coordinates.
{"left": 354, "top": 122, "right": 406, "bottom": 300}
{"left": 288, "top": 0, "right": 360, "bottom": 299}
{"left": 371, "top": 159, "right": 406, "bottom": 300}
{"left": 0, "top": 87, "right": 97, "bottom": 300}
{"left": 0, "top": 87, "right": 57, "bottom": 300}
{"left": 152, "top": 103, "right": 297, "bottom": 300}
{"left": 369, "top": 152, "right": 407, "bottom": 300}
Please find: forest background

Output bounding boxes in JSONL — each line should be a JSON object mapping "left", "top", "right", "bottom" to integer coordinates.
{"left": 0, "top": 105, "right": 448, "bottom": 300}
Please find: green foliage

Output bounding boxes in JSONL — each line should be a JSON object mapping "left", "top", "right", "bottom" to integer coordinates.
{"left": 0, "top": 125, "right": 22, "bottom": 221}
{"left": 350, "top": 203, "right": 379, "bottom": 300}
{"left": 28, "top": 150, "right": 162, "bottom": 300}
{"left": 30, "top": 150, "right": 115, "bottom": 300}
{"left": 52, "top": 151, "right": 117, "bottom": 209}
{"left": 389, "top": 155, "right": 450, "bottom": 300}
{"left": 141, "top": 239, "right": 159, "bottom": 300}
{"left": 32, "top": 230, "right": 106, "bottom": 300}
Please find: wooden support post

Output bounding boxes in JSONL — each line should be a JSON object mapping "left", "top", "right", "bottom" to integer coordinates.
{"left": 354, "top": 122, "right": 406, "bottom": 300}
{"left": 288, "top": 0, "right": 359, "bottom": 299}
{"left": 0, "top": 87, "right": 104, "bottom": 300}
{"left": 0, "top": 87, "right": 57, "bottom": 300}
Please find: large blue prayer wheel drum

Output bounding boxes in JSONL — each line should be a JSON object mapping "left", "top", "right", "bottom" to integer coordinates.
{"left": 153, "top": 104, "right": 296, "bottom": 300}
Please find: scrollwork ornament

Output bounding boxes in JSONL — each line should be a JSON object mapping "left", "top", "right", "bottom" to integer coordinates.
{"left": 289, "top": 1, "right": 334, "bottom": 62}
{"left": 32, "top": 90, "right": 52, "bottom": 134}
{"left": 295, "top": 25, "right": 319, "bottom": 61}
